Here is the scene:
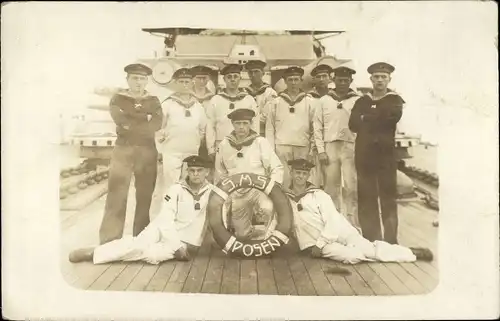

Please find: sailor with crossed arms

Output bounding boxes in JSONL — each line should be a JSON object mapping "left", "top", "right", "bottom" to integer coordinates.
{"left": 215, "top": 108, "right": 284, "bottom": 241}
{"left": 285, "top": 158, "right": 434, "bottom": 264}
{"left": 243, "top": 59, "right": 278, "bottom": 137}
{"left": 156, "top": 68, "right": 207, "bottom": 192}
{"left": 99, "top": 62, "right": 163, "bottom": 245}
{"left": 68, "top": 155, "right": 214, "bottom": 264}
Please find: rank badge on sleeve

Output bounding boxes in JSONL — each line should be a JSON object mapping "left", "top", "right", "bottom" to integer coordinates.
{"left": 164, "top": 195, "right": 171, "bottom": 202}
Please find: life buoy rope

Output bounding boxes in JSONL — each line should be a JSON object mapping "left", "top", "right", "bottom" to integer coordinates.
{"left": 207, "top": 173, "right": 293, "bottom": 258}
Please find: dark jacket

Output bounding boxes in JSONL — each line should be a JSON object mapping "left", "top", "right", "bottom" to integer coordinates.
{"left": 348, "top": 91, "right": 404, "bottom": 165}
{"left": 109, "top": 90, "right": 163, "bottom": 147}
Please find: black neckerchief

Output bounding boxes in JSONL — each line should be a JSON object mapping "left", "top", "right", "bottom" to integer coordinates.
{"left": 217, "top": 89, "right": 248, "bottom": 102}
{"left": 245, "top": 83, "right": 271, "bottom": 97}
{"left": 192, "top": 89, "right": 215, "bottom": 103}
{"left": 117, "top": 89, "right": 153, "bottom": 100}
{"left": 179, "top": 179, "right": 210, "bottom": 201}
{"left": 284, "top": 182, "right": 320, "bottom": 202}
{"left": 308, "top": 87, "right": 329, "bottom": 99}
{"left": 365, "top": 89, "right": 404, "bottom": 103}
{"left": 226, "top": 130, "right": 260, "bottom": 151}
{"left": 164, "top": 93, "right": 198, "bottom": 108}
{"left": 278, "top": 90, "right": 307, "bottom": 106}
{"left": 326, "top": 88, "right": 359, "bottom": 102}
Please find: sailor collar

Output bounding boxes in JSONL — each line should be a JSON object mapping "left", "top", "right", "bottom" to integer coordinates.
{"left": 179, "top": 180, "right": 211, "bottom": 200}
{"left": 326, "top": 88, "right": 359, "bottom": 102}
{"left": 192, "top": 89, "right": 215, "bottom": 103}
{"left": 217, "top": 89, "right": 249, "bottom": 102}
{"left": 365, "top": 89, "right": 402, "bottom": 101}
{"left": 285, "top": 183, "right": 321, "bottom": 203}
{"left": 164, "top": 93, "right": 198, "bottom": 109}
{"left": 245, "top": 83, "right": 271, "bottom": 97}
{"left": 307, "top": 88, "right": 329, "bottom": 99}
{"left": 117, "top": 89, "right": 153, "bottom": 100}
{"left": 278, "top": 90, "right": 307, "bottom": 106}
{"left": 226, "top": 130, "right": 260, "bottom": 157}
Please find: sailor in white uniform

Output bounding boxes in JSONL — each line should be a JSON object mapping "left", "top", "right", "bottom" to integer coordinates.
{"left": 266, "top": 66, "right": 317, "bottom": 189}
{"left": 243, "top": 59, "right": 277, "bottom": 136}
{"left": 215, "top": 108, "right": 284, "bottom": 241}
{"left": 205, "top": 64, "right": 260, "bottom": 161}
{"left": 313, "top": 66, "right": 361, "bottom": 229}
{"left": 285, "top": 158, "right": 434, "bottom": 264}
{"left": 156, "top": 68, "right": 207, "bottom": 192}
{"left": 68, "top": 155, "right": 214, "bottom": 264}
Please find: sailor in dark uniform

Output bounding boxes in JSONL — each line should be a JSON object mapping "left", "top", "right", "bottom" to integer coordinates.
{"left": 348, "top": 62, "right": 404, "bottom": 244}
{"left": 99, "top": 63, "right": 163, "bottom": 245}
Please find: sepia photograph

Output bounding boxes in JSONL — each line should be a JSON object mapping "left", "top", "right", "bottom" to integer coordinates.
{"left": 61, "top": 25, "right": 439, "bottom": 296}
{"left": 2, "top": 1, "right": 498, "bottom": 320}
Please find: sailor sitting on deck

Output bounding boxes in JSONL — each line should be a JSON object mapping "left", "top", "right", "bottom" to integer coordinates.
{"left": 285, "top": 158, "right": 434, "bottom": 264}
{"left": 68, "top": 155, "right": 214, "bottom": 264}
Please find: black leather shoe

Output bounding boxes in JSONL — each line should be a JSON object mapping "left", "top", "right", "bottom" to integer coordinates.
{"left": 68, "top": 247, "right": 95, "bottom": 263}
{"left": 410, "top": 247, "right": 434, "bottom": 261}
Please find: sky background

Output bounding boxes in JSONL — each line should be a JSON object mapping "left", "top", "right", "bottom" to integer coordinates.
{"left": 3, "top": 2, "right": 498, "bottom": 144}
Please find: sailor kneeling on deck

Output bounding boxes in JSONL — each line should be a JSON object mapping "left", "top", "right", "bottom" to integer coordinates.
{"left": 69, "top": 155, "right": 214, "bottom": 264}
{"left": 285, "top": 158, "right": 433, "bottom": 264}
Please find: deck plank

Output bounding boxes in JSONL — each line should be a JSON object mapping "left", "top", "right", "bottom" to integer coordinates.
{"left": 220, "top": 257, "right": 241, "bottom": 294}
{"left": 400, "top": 204, "right": 438, "bottom": 243}
{"left": 239, "top": 259, "right": 258, "bottom": 295}
{"left": 384, "top": 263, "right": 427, "bottom": 294}
{"left": 88, "top": 263, "right": 127, "bottom": 291}
{"left": 398, "top": 229, "right": 439, "bottom": 280}
{"left": 401, "top": 215, "right": 438, "bottom": 244}
{"left": 352, "top": 263, "right": 394, "bottom": 295}
{"left": 368, "top": 263, "right": 412, "bottom": 295}
{"left": 302, "top": 257, "right": 338, "bottom": 296}
{"left": 398, "top": 262, "right": 438, "bottom": 293}
{"left": 255, "top": 259, "right": 278, "bottom": 295}
{"left": 164, "top": 260, "right": 194, "bottom": 293}
{"left": 145, "top": 262, "right": 176, "bottom": 292}
{"left": 126, "top": 264, "right": 160, "bottom": 291}
{"left": 341, "top": 264, "right": 375, "bottom": 296}
{"left": 399, "top": 223, "right": 439, "bottom": 270}
{"left": 405, "top": 203, "right": 438, "bottom": 223}
{"left": 71, "top": 263, "right": 110, "bottom": 290}
{"left": 108, "top": 263, "right": 144, "bottom": 291}
{"left": 182, "top": 243, "right": 212, "bottom": 294}
{"left": 201, "top": 248, "right": 225, "bottom": 294}
{"left": 271, "top": 257, "right": 298, "bottom": 295}
{"left": 287, "top": 256, "right": 317, "bottom": 296}
{"left": 317, "top": 259, "right": 354, "bottom": 296}
{"left": 62, "top": 189, "right": 439, "bottom": 296}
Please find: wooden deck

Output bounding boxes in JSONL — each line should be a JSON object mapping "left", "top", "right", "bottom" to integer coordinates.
{"left": 61, "top": 184, "right": 439, "bottom": 296}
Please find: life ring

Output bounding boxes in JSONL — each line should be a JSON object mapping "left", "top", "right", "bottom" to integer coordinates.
{"left": 207, "top": 173, "right": 293, "bottom": 258}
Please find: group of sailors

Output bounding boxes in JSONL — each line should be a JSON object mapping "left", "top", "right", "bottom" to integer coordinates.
{"left": 69, "top": 59, "right": 433, "bottom": 265}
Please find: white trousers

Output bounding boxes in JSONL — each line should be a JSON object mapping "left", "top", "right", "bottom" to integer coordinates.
{"left": 161, "top": 151, "right": 192, "bottom": 192}
{"left": 321, "top": 233, "right": 417, "bottom": 264}
{"left": 93, "top": 223, "right": 184, "bottom": 265}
